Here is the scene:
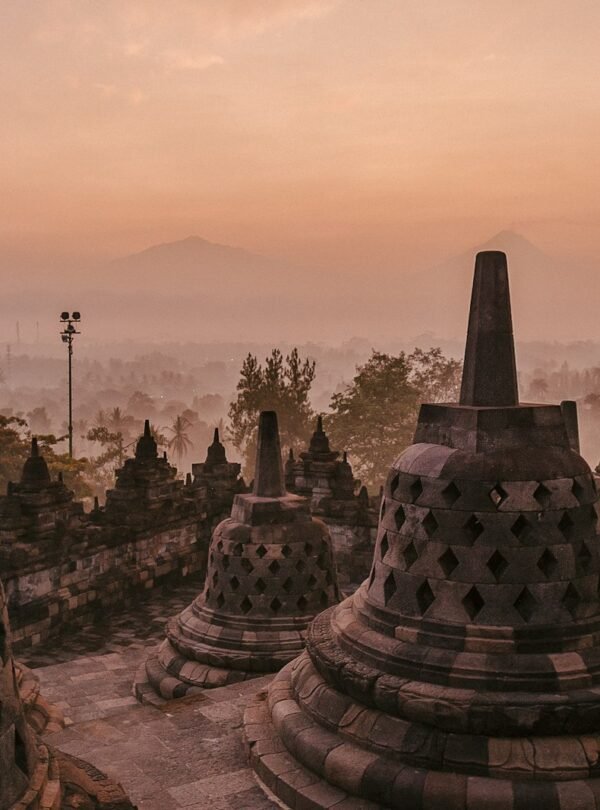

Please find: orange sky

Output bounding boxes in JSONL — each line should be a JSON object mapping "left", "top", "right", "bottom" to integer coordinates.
{"left": 2, "top": 0, "right": 600, "bottom": 270}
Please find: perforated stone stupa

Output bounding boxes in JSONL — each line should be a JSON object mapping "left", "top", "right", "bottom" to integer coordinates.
{"left": 0, "top": 578, "right": 135, "bottom": 810}
{"left": 245, "top": 251, "right": 600, "bottom": 809}
{"left": 139, "top": 410, "right": 339, "bottom": 701}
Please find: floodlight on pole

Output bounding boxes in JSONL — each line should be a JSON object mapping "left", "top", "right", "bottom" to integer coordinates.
{"left": 59, "top": 311, "right": 81, "bottom": 458}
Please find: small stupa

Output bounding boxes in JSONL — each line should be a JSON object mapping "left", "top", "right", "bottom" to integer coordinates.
{"left": 139, "top": 410, "right": 340, "bottom": 701}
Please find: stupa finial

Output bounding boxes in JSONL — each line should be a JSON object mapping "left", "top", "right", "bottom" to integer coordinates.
{"left": 460, "top": 251, "right": 519, "bottom": 407}
{"left": 253, "top": 411, "right": 285, "bottom": 498}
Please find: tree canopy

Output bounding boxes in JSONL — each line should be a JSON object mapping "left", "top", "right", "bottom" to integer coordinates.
{"left": 326, "top": 348, "right": 461, "bottom": 490}
{"left": 228, "top": 348, "right": 316, "bottom": 478}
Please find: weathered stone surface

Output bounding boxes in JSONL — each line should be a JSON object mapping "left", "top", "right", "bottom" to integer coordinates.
{"left": 247, "top": 251, "right": 600, "bottom": 808}
{"left": 1, "top": 425, "right": 242, "bottom": 653}
{"left": 0, "top": 577, "right": 135, "bottom": 810}
{"left": 139, "top": 411, "right": 340, "bottom": 700}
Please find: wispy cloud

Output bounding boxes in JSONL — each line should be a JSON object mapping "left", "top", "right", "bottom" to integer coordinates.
{"left": 162, "top": 50, "right": 224, "bottom": 72}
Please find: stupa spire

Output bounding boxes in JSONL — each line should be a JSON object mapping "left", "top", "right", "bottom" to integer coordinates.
{"left": 459, "top": 251, "right": 519, "bottom": 407}
{"left": 253, "top": 411, "right": 285, "bottom": 497}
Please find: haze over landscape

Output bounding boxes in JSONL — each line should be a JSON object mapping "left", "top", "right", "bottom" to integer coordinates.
{"left": 2, "top": 1, "right": 600, "bottom": 471}
{"left": 2, "top": 0, "right": 600, "bottom": 346}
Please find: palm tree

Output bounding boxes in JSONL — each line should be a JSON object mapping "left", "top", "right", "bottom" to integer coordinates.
{"left": 166, "top": 415, "right": 193, "bottom": 470}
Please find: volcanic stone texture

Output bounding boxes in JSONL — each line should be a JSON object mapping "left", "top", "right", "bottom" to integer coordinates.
{"left": 245, "top": 252, "right": 600, "bottom": 809}
{"left": 140, "top": 411, "right": 339, "bottom": 701}
{"left": 0, "top": 578, "right": 135, "bottom": 810}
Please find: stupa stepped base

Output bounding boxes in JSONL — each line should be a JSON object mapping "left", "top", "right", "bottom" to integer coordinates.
{"left": 15, "top": 662, "right": 65, "bottom": 736}
{"left": 138, "top": 607, "right": 311, "bottom": 701}
{"left": 245, "top": 653, "right": 600, "bottom": 810}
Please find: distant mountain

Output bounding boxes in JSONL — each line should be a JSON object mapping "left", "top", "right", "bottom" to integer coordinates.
{"left": 105, "top": 235, "right": 287, "bottom": 294}
{"left": 400, "top": 230, "right": 599, "bottom": 343}
{"left": 0, "top": 230, "right": 597, "bottom": 345}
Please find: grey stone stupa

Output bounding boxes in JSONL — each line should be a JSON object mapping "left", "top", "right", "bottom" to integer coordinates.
{"left": 138, "top": 410, "right": 340, "bottom": 701}
{"left": 245, "top": 251, "right": 600, "bottom": 809}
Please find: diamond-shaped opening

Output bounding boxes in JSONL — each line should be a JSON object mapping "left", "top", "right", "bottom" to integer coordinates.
{"left": 282, "top": 577, "right": 293, "bottom": 592}
{"left": 216, "top": 592, "right": 225, "bottom": 608}
{"left": 241, "top": 558, "right": 254, "bottom": 574}
{"left": 533, "top": 482, "right": 552, "bottom": 509}
{"left": 368, "top": 567, "right": 376, "bottom": 589}
{"left": 304, "top": 542, "right": 313, "bottom": 555}
{"left": 462, "top": 585, "right": 484, "bottom": 621}
{"left": 222, "top": 555, "right": 230, "bottom": 570}
{"left": 572, "top": 478, "right": 585, "bottom": 504}
{"left": 403, "top": 541, "right": 418, "bottom": 570}
{"left": 209, "top": 553, "right": 214, "bottom": 565}
{"left": 295, "top": 559, "right": 306, "bottom": 573}
{"left": 380, "top": 532, "right": 389, "bottom": 560}
{"left": 14, "top": 728, "right": 28, "bottom": 776}
{"left": 230, "top": 575, "right": 240, "bottom": 591}
{"left": 217, "top": 540, "right": 224, "bottom": 553}
{"left": 416, "top": 580, "right": 435, "bottom": 615}
{"left": 422, "top": 510, "right": 438, "bottom": 538}
{"left": 489, "top": 483, "right": 508, "bottom": 508}
{"left": 487, "top": 549, "right": 509, "bottom": 581}
{"left": 297, "top": 595, "right": 308, "bottom": 611}
{"left": 579, "top": 542, "right": 592, "bottom": 570}
{"left": 438, "top": 547, "right": 459, "bottom": 577}
{"left": 205, "top": 588, "right": 210, "bottom": 600}
{"left": 537, "top": 548, "right": 558, "bottom": 578}
{"left": 514, "top": 587, "right": 536, "bottom": 622}
{"left": 383, "top": 572, "right": 396, "bottom": 605}
{"left": 212, "top": 571, "right": 219, "bottom": 587}
{"left": 562, "top": 583, "right": 581, "bottom": 618}
{"left": 441, "top": 481, "right": 461, "bottom": 507}
{"left": 307, "top": 574, "right": 317, "bottom": 588}
{"left": 394, "top": 505, "right": 406, "bottom": 532}
{"left": 511, "top": 515, "right": 531, "bottom": 540}
{"left": 558, "top": 511, "right": 575, "bottom": 540}
{"left": 255, "top": 577, "right": 267, "bottom": 594}
{"left": 389, "top": 473, "right": 399, "bottom": 497}
{"left": 281, "top": 544, "right": 292, "bottom": 558}
{"left": 464, "top": 514, "right": 484, "bottom": 543}
{"left": 320, "top": 591, "right": 329, "bottom": 607}
{"left": 240, "top": 595, "right": 252, "bottom": 614}
{"left": 268, "top": 559, "right": 281, "bottom": 575}
{"left": 270, "top": 596, "right": 282, "bottom": 613}
{"left": 256, "top": 544, "right": 267, "bottom": 558}
{"left": 410, "top": 477, "right": 423, "bottom": 503}
{"left": 232, "top": 542, "right": 243, "bottom": 556}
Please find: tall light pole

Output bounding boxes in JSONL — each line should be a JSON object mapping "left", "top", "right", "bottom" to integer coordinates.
{"left": 60, "top": 311, "right": 81, "bottom": 458}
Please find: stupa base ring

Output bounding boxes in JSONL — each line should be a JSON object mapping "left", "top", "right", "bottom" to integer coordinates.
{"left": 245, "top": 655, "right": 600, "bottom": 810}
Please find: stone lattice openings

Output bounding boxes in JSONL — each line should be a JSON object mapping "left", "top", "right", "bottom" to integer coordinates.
{"left": 138, "top": 410, "right": 340, "bottom": 701}
{"left": 244, "top": 251, "right": 600, "bottom": 809}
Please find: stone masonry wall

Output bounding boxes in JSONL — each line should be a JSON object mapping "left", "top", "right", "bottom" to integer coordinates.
{"left": 5, "top": 518, "right": 209, "bottom": 652}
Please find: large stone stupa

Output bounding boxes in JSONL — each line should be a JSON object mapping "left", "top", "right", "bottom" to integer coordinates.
{"left": 140, "top": 410, "right": 340, "bottom": 701}
{"left": 245, "top": 251, "right": 600, "bottom": 809}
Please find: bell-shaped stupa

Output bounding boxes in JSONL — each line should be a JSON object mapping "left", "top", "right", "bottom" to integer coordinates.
{"left": 245, "top": 252, "right": 600, "bottom": 809}
{"left": 140, "top": 411, "right": 340, "bottom": 701}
